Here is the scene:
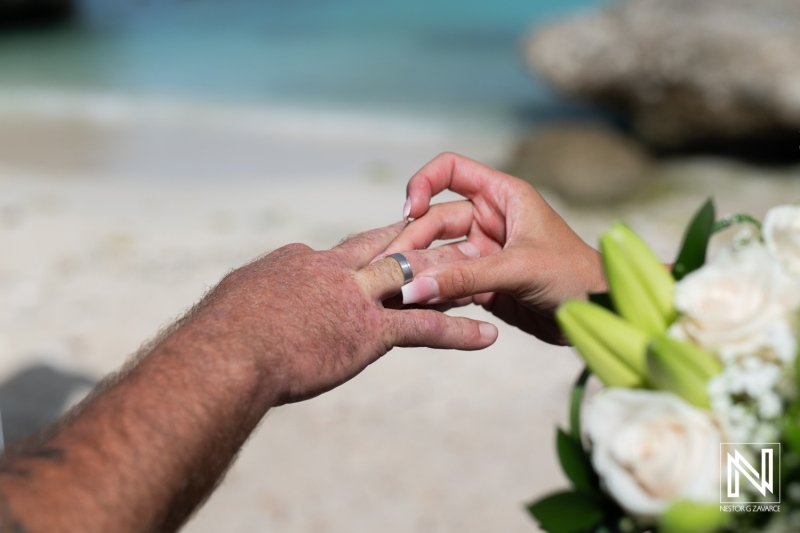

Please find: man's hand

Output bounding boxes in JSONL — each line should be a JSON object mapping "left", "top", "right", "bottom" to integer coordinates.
{"left": 0, "top": 221, "right": 497, "bottom": 533}
{"left": 193, "top": 221, "right": 498, "bottom": 405}
{"left": 383, "top": 153, "right": 607, "bottom": 345}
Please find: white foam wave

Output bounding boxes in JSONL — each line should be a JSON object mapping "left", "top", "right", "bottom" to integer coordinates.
{"left": 0, "top": 87, "right": 516, "bottom": 148}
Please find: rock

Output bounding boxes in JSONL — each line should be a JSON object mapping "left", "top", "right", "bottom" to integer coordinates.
{"left": 506, "top": 122, "right": 652, "bottom": 205}
{"left": 0, "top": 0, "right": 74, "bottom": 28}
{"left": 525, "top": 0, "right": 800, "bottom": 148}
{"left": 0, "top": 364, "right": 96, "bottom": 446}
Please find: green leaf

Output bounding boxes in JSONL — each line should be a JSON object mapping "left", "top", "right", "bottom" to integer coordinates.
{"left": 783, "top": 404, "right": 800, "bottom": 454}
{"left": 569, "top": 368, "right": 591, "bottom": 442}
{"left": 796, "top": 356, "right": 800, "bottom": 389}
{"left": 556, "top": 428, "right": 597, "bottom": 492}
{"left": 672, "top": 199, "right": 715, "bottom": 281}
{"left": 783, "top": 420, "right": 800, "bottom": 455}
{"left": 712, "top": 213, "right": 762, "bottom": 234}
{"left": 527, "top": 491, "right": 605, "bottom": 533}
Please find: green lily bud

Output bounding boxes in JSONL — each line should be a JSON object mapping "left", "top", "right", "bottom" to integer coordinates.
{"left": 600, "top": 223, "right": 677, "bottom": 335}
{"left": 659, "top": 500, "right": 728, "bottom": 533}
{"left": 646, "top": 334, "right": 722, "bottom": 408}
{"left": 557, "top": 300, "right": 649, "bottom": 388}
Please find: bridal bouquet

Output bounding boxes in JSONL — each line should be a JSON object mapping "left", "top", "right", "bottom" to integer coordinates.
{"left": 528, "top": 201, "right": 800, "bottom": 533}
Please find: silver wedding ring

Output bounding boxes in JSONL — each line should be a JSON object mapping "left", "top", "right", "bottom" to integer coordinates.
{"left": 388, "top": 253, "right": 414, "bottom": 285}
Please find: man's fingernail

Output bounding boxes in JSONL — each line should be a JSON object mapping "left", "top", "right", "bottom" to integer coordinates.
{"left": 456, "top": 241, "right": 480, "bottom": 259}
{"left": 403, "top": 197, "right": 411, "bottom": 221}
{"left": 479, "top": 323, "right": 498, "bottom": 341}
{"left": 370, "top": 252, "right": 388, "bottom": 265}
{"left": 402, "top": 277, "right": 438, "bottom": 305}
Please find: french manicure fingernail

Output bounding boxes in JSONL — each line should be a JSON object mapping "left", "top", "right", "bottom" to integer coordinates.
{"left": 479, "top": 323, "right": 498, "bottom": 341}
{"left": 402, "top": 197, "right": 411, "bottom": 221}
{"left": 456, "top": 241, "right": 480, "bottom": 259}
{"left": 402, "top": 277, "right": 438, "bottom": 305}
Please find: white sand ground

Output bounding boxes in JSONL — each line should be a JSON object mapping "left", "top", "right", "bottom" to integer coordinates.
{"left": 1, "top": 99, "right": 799, "bottom": 532}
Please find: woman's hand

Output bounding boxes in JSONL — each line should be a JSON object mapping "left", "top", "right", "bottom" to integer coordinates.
{"left": 382, "top": 153, "right": 607, "bottom": 345}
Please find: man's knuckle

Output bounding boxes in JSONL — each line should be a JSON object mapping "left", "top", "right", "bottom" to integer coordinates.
{"left": 280, "top": 242, "right": 312, "bottom": 255}
{"left": 337, "top": 232, "right": 361, "bottom": 247}
{"left": 218, "top": 266, "right": 244, "bottom": 289}
{"left": 423, "top": 312, "right": 446, "bottom": 336}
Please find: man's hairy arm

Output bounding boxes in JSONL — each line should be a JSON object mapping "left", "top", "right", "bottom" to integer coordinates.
{"left": 0, "top": 223, "right": 497, "bottom": 533}
{"left": 0, "top": 304, "right": 278, "bottom": 532}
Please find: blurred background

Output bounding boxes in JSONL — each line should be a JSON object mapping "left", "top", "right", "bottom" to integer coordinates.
{"left": 1, "top": 0, "right": 799, "bottom": 531}
{"left": 0, "top": 0, "right": 604, "bottom": 180}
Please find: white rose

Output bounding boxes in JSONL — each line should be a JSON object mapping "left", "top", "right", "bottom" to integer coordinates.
{"left": 764, "top": 204, "right": 800, "bottom": 275}
{"left": 671, "top": 244, "right": 800, "bottom": 362}
{"left": 586, "top": 389, "right": 722, "bottom": 521}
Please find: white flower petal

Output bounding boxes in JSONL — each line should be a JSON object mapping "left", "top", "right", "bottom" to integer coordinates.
{"left": 764, "top": 204, "right": 800, "bottom": 275}
{"left": 586, "top": 389, "right": 722, "bottom": 521}
{"left": 673, "top": 244, "right": 800, "bottom": 362}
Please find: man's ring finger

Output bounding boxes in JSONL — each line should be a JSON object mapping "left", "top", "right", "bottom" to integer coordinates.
{"left": 389, "top": 253, "right": 414, "bottom": 285}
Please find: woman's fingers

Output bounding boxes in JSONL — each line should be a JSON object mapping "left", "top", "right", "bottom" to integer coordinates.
{"left": 400, "top": 251, "right": 522, "bottom": 305}
{"left": 382, "top": 295, "right": 475, "bottom": 312}
{"left": 356, "top": 241, "right": 481, "bottom": 301}
{"left": 404, "top": 153, "right": 517, "bottom": 220}
{"left": 482, "top": 292, "right": 567, "bottom": 345}
{"left": 428, "top": 296, "right": 475, "bottom": 312}
{"left": 384, "top": 200, "right": 474, "bottom": 255}
{"left": 384, "top": 308, "right": 498, "bottom": 350}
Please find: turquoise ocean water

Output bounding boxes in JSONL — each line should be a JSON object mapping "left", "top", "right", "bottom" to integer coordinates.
{"left": 0, "top": 0, "right": 605, "bottom": 125}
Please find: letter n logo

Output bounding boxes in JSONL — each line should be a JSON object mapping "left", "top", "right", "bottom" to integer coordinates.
{"left": 720, "top": 443, "right": 780, "bottom": 503}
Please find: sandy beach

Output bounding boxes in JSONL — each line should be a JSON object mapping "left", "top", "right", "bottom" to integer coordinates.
{"left": 2, "top": 95, "right": 800, "bottom": 532}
